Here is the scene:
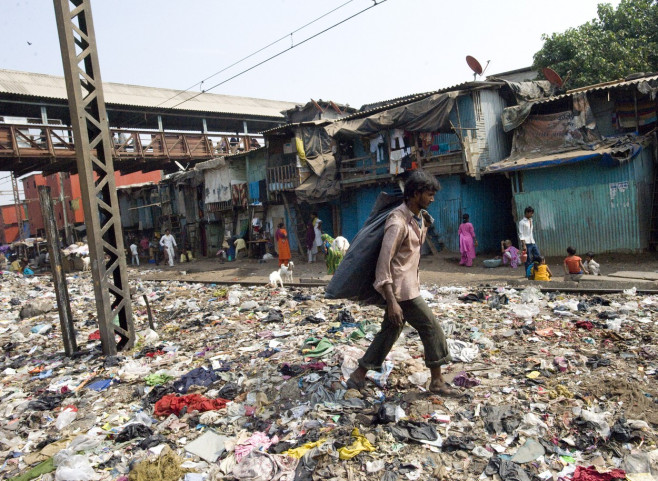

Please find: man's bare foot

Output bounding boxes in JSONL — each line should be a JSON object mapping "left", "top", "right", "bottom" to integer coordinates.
{"left": 347, "top": 366, "right": 367, "bottom": 390}
{"left": 428, "top": 366, "right": 463, "bottom": 397}
{"left": 428, "top": 381, "right": 463, "bottom": 397}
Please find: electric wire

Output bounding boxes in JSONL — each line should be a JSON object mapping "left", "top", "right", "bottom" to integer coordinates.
{"left": 155, "top": 0, "right": 356, "bottom": 108}
{"left": 163, "top": 0, "right": 388, "bottom": 112}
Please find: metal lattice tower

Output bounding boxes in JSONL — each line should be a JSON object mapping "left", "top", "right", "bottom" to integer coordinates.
{"left": 53, "top": 0, "right": 134, "bottom": 354}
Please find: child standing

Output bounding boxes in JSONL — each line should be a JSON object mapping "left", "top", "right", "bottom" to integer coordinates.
{"left": 583, "top": 251, "right": 600, "bottom": 275}
{"left": 532, "top": 256, "right": 552, "bottom": 281}
{"left": 563, "top": 246, "right": 586, "bottom": 281}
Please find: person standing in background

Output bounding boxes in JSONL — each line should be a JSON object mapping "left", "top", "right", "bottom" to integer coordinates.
{"left": 159, "top": 229, "right": 177, "bottom": 267}
{"left": 458, "top": 213, "right": 477, "bottom": 267}
{"left": 518, "top": 206, "right": 540, "bottom": 271}
{"left": 274, "top": 222, "right": 291, "bottom": 267}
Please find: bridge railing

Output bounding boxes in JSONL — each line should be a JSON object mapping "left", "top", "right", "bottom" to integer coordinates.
{"left": 0, "top": 123, "right": 264, "bottom": 162}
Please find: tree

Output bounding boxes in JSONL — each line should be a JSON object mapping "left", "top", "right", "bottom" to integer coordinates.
{"left": 533, "top": 0, "right": 658, "bottom": 88}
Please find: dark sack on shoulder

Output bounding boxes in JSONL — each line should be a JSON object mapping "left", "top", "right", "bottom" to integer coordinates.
{"left": 325, "top": 192, "right": 403, "bottom": 303}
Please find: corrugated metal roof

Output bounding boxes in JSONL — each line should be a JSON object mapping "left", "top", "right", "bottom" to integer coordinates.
{"left": 534, "top": 74, "right": 658, "bottom": 105}
{"left": 0, "top": 69, "right": 298, "bottom": 118}
{"left": 261, "top": 119, "right": 331, "bottom": 135}
{"left": 332, "top": 81, "right": 504, "bottom": 123}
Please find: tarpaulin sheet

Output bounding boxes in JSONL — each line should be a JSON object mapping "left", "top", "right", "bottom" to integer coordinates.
{"left": 486, "top": 142, "right": 643, "bottom": 173}
{"left": 325, "top": 93, "right": 457, "bottom": 137}
{"left": 294, "top": 154, "right": 340, "bottom": 203}
{"left": 508, "top": 93, "right": 600, "bottom": 160}
{"left": 499, "top": 80, "right": 558, "bottom": 132}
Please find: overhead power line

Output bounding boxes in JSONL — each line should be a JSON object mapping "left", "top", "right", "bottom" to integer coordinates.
{"left": 161, "top": 0, "right": 389, "bottom": 112}
{"left": 156, "top": 0, "right": 357, "bottom": 108}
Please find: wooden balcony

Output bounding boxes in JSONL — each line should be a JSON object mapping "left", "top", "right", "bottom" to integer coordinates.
{"left": 339, "top": 154, "right": 391, "bottom": 186}
{"left": 267, "top": 164, "right": 300, "bottom": 192}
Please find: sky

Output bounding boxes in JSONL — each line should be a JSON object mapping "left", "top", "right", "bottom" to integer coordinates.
{"left": 0, "top": 0, "right": 619, "bottom": 203}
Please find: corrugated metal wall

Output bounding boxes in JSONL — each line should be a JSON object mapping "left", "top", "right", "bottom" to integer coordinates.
{"left": 478, "top": 89, "right": 511, "bottom": 167}
{"left": 427, "top": 174, "right": 516, "bottom": 252}
{"left": 340, "top": 184, "right": 399, "bottom": 241}
{"left": 514, "top": 149, "right": 654, "bottom": 256}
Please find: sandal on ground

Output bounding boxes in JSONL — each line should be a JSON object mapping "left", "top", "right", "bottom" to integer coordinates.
{"left": 428, "top": 382, "right": 464, "bottom": 398}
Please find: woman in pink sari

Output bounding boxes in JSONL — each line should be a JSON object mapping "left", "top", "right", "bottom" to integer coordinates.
{"left": 458, "top": 214, "right": 477, "bottom": 267}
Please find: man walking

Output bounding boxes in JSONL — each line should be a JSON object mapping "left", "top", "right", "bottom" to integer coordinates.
{"left": 518, "top": 206, "right": 540, "bottom": 270}
{"left": 159, "top": 229, "right": 177, "bottom": 267}
{"left": 347, "top": 171, "right": 459, "bottom": 397}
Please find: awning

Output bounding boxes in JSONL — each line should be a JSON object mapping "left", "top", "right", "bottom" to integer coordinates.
{"left": 486, "top": 141, "right": 643, "bottom": 173}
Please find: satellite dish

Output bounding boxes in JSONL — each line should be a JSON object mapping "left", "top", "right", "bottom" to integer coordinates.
{"left": 542, "top": 67, "right": 564, "bottom": 88}
{"left": 466, "top": 55, "right": 490, "bottom": 80}
{"left": 466, "top": 55, "right": 483, "bottom": 75}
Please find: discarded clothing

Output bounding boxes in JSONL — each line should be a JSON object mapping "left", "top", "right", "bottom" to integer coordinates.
{"left": 154, "top": 394, "right": 230, "bottom": 416}
{"left": 282, "top": 439, "right": 327, "bottom": 459}
{"left": 338, "top": 428, "right": 376, "bottom": 460}
{"left": 389, "top": 420, "right": 439, "bottom": 444}
{"left": 452, "top": 371, "right": 481, "bottom": 388}
{"left": 115, "top": 423, "right": 153, "bottom": 443}
{"left": 485, "top": 456, "right": 532, "bottom": 481}
{"left": 173, "top": 366, "right": 218, "bottom": 394}
{"left": 572, "top": 466, "right": 626, "bottom": 481}
{"left": 481, "top": 405, "right": 521, "bottom": 435}
{"left": 231, "top": 451, "right": 298, "bottom": 481}
{"left": 447, "top": 339, "right": 479, "bottom": 363}
{"left": 235, "top": 432, "right": 279, "bottom": 463}
{"left": 301, "top": 337, "right": 334, "bottom": 358}
{"left": 145, "top": 373, "right": 175, "bottom": 386}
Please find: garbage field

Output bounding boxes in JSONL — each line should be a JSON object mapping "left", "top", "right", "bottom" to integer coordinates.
{"left": 1, "top": 272, "right": 658, "bottom": 481}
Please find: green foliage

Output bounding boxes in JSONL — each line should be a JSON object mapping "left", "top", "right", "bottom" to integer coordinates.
{"left": 533, "top": 0, "right": 658, "bottom": 88}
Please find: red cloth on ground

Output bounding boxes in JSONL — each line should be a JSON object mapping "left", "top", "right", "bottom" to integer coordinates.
{"left": 154, "top": 394, "right": 230, "bottom": 416}
{"left": 571, "top": 466, "right": 625, "bottom": 481}
{"left": 576, "top": 320, "right": 594, "bottom": 330}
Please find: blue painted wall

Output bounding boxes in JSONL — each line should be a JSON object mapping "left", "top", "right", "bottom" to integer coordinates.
{"left": 340, "top": 184, "right": 400, "bottom": 241}
{"left": 338, "top": 175, "right": 515, "bottom": 254}
{"left": 427, "top": 174, "right": 515, "bottom": 252}
{"left": 512, "top": 148, "right": 654, "bottom": 255}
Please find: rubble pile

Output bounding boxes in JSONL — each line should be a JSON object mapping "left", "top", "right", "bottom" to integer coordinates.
{"left": 1, "top": 273, "right": 657, "bottom": 480}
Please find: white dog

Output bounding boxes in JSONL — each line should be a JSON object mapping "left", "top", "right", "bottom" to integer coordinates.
{"left": 81, "top": 256, "right": 91, "bottom": 271}
{"left": 269, "top": 270, "right": 284, "bottom": 288}
{"left": 279, "top": 261, "right": 294, "bottom": 283}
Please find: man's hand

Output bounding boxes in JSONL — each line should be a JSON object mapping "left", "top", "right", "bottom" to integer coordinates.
{"left": 382, "top": 284, "right": 403, "bottom": 327}
{"left": 387, "top": 300, "right": 404, "bottom": 327}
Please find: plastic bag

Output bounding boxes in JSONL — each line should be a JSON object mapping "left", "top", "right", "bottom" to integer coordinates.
{"left": 366, "top": 361, "right": 394, "bottom": 388}
{"left": 227, "top": 291, "right": 241, "bottom": 306}
{"left": 54, "top": 450, "right": 97, "bottom": 481}
{"left": 326, "top": 192, "right": 403, "bottom": 303}
{"left": 55, "top": 407, "right": 78, "bottom": 430}
{"left": 509, "top": 304, "right": 540, "bottom": 320}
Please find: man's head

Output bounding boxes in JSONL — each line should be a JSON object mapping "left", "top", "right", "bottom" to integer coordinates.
{"left": 404, "top": 171, "right": 440, "bottom": 209}
{"left": 278, "top": 222, "right": 284, "bottom": 229}
{"left": 165, "top": 229, "right": 170, "bottom": 235}
{"left": 524, "top": 206, "right": 534, "bottom": 219}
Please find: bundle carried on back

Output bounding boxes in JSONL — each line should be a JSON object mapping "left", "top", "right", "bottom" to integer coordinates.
{"left": 325, "top": 192, "right": 403, "bottom": 303}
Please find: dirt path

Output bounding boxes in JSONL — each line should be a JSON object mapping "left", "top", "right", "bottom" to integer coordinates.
{"left": 135, "top": 250, "right": 658, "bottom": 288}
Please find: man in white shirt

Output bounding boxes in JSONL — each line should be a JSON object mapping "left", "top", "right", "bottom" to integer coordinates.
{"left": 159, "top": 229, "right": 177, "bottom": 267}
{"left": 129, "top": 242, "right": 139, "bottom": 266}
{"left": 518, "top": 206, "right": 540, "bottom": 270}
